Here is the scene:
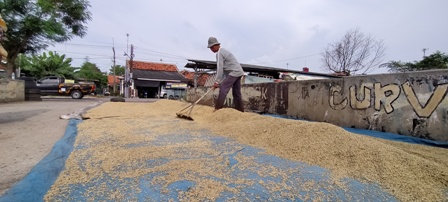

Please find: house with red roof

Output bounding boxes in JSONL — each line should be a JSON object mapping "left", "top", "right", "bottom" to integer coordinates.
{"left": 106, "top": 75, "right": 122, "bottom": 95}
{"left": 126, "top": 60, "right": 188, "bottom": 98}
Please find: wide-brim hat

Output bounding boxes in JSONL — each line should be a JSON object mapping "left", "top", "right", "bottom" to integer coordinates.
{"left": 207, "top": 37, "right": 220, "bottom": 48}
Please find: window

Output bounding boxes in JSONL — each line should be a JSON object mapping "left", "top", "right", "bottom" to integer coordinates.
{"left": 40, "top": 77, "right": 59, "bottom": 84}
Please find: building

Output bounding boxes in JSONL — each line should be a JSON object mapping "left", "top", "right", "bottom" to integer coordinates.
{"left": 106, "top": 75, "right": 122, "bottom": 95}
{"left": 184, "top": 59, "right": 340, "bottom": 87}
{"left": 127, "top": 61, "right": 188, "bottom": 98}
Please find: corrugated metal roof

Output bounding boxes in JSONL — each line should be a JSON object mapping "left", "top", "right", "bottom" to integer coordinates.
{"left": 132, "top": 69, "right": 187, "bottom": 82}
{"left": 185, "top": 59, "right": 340, "bottom": 78}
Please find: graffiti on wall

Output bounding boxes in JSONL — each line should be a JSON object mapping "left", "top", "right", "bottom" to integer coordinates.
{"left": 301, "top": 87, "right": 310, "bottom": 99}
{"left": 245, "top": 85, "right": 277, "bottom": 114}
{"left": 329, "top": 85, "right": 348, "bottom": 110}
{"left": 329, "top": 81, "right": 448, "bottom": 118}
{"left": 260, "top": 86, "right": 268, "bottom": 100}
{"left": 402, "top": 82, "right": 448, "bottom": 118}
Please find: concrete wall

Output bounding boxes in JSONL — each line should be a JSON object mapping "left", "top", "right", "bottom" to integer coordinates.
{"left": 186, "top": 70, "right": 448, "bottom": 142}
{"left": 0, "top": 79, "right": 24, "bottom": 103}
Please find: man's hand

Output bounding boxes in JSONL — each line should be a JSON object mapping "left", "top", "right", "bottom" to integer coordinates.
{"left": 213, "top": 82, "right": 219, "bottom": 89}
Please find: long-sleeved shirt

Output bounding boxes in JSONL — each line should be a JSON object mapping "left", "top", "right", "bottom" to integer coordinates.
{"left": 214, "top": 47, "right": 244, "bottom": 84}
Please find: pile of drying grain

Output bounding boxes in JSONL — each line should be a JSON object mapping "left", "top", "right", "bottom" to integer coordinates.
{"left": 45, "top": 100, "right": 448, "bottom": 202}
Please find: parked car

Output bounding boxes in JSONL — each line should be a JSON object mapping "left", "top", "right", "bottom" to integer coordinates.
{"left": 157, "top": 86, "right": 167, "bottom": 98}
{"left": 167, "top": 88, "right": 186, "bottom": 100}
{"left": 36, "top": 76, "right": 96, "bottom": 99}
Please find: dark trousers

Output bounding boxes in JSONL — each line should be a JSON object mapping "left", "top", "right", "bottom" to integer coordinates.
{"left": 215, "top": 76, "right": 244, "bottom": 112}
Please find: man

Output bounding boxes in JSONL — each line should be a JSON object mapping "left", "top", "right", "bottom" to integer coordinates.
{"left": 207, "top": 37, "right": 244, "bottom": 112}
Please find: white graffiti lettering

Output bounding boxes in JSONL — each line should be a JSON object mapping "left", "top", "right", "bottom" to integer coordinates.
{"left": 261, "top": 87, "right": 268, "bottom": 100}
{"left": 349, "top": 85, "right": 371, "bottom": 109}
{"left": 374, "top": 83, "right": 401, "bottom": 114}
{"left": 329, "top": 86, "right": 348, "bottom": 110}
{"left": 402, "top": 82, "right": 448, "bottom": 118}
{"left": 330, "top": 82, "right": 447, "bottom": 118}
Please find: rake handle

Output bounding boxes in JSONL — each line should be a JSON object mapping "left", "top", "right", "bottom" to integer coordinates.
{"left": 179, "top": 88, "right": 214, "bottom": 113}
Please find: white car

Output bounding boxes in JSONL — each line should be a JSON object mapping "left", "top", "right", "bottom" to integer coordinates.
{"left": 158, "top": 87, "right": 167, "bottom": 98}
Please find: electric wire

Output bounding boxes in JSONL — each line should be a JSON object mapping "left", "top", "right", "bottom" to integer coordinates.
{"left": 51, "top": 41, "right": 322, "bottom": 72}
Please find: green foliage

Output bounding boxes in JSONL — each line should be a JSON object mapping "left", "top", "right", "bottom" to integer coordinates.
{"left": 17, "top": 51, "right": 108, "bottom": 88}
{"left": 17, "top": 51, "right": 76, "bottom": 79}
{"left": 384, "top": 51, "right": 448, "bottom": 72}
{"left": 417, "top": 51, "right": 448, "bottom": 70}
{"left": 0, "top": 0, "right": 91, "bottom": 75}
{"left": 109, "top": 65, "right": 125, "bottom": 76}
{"left": 75, "top": 61, "right": 107, "bottom": 88}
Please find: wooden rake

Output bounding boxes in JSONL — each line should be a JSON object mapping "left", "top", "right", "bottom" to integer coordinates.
{"left": 176, "top": 88, "right": 214, "bottom": 121}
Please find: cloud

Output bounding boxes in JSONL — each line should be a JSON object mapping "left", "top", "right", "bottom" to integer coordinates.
{"left": 48, "top": 0, "right": 448, "bottom": 74}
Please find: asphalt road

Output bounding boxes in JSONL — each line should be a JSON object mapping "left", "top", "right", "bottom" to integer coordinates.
{"left": 0, "top": 96, "right": 157, "bottom": 195}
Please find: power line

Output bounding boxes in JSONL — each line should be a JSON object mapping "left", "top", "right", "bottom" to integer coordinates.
{"left": 130, "top": 57, "right": 186, "bottom": 64}
{"left": 52, "top": 50, "right": 112, "bottom": 58}
{"left": 133, "top": 46, "right": 187, "bottom": 60}
{"left": 62, "top": 42, "right": 310, "bottom": 63}
{"left": 70, "top": 57, "right": 111, "bottom": 60}
{"left": 62, "top": 41, "right": 128, "bottom": 47}
{"left": 54, "top": 41, "right": 322, "bottom": 70}
{"left": 60, "top": 43, "right": 118, "bottom": 48}
{"left": 63, "top": 39, "right": 188, "bottom": 59}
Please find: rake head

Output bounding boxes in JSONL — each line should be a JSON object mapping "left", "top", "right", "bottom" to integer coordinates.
{"left": 176, "top": 112, "right": 194, "bottom": 121}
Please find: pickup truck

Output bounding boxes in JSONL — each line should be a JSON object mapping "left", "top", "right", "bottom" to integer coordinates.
{"left": 36, "top": 76, "right": 96, "bottom": 99}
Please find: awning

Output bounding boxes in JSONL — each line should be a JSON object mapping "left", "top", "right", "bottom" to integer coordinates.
{"left": 134, "top": 80, "right": 160, "bottom": 87}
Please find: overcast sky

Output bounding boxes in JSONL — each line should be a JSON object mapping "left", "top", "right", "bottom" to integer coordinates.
{"left": 49, "top": 0, "right": 448, "bottom": 74}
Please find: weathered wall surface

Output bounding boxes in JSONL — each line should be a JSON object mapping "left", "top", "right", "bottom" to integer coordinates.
{"left": 0, "top": 79, "right": 24, "bottom": 103}
{"left": 186, "top": 70, "right": 448, "bottom": 142}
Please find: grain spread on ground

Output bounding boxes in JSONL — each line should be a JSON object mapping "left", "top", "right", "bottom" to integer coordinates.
{"left": 44, "top": 100, "right": 448, "bottom": 202}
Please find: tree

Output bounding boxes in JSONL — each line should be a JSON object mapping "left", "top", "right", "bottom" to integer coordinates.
{"left": 109, "top": 65, "right": 125, "bottom": 76}
{"left": 379, "top": 61, "right": 410, "bottom": 73}
{"left": 75, "top": 61, "right": 107, "bottom": 88}
{"left": 416, "top": 51, "right": 448, "bottom": 70}
{"left": 17, "top": 51, "right": 76, "bottom": 79}
{"left": 321, "top": 28, "right": 386, "bottom": 75}
{"left": 0, "top": 0, "right": 91, "bottom": 76}
{"left": 382, "top": 51, "right": 448, "bottom": 73}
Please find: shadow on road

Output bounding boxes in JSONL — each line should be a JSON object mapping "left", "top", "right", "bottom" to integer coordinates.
{"left": 0, "top": 109, "right": 51, "bottom": 124}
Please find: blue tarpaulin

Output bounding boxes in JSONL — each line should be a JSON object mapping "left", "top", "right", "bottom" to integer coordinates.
{"left": 0, "top": 116, "right": 410, "bottom": 201}
{"left": 0, "top": 119, "right": 81, "bottom": 202}
{"left": 265, "top": 114, "right": 448, "bottom": 149}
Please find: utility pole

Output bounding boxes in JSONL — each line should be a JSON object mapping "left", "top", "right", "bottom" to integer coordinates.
{"left": 422, "top": 48, "right": 428, "bottom": 58}
{"left": 130, "top": 44, "right": 134, "bottom": 84}
{"left": 124, "top": 34, "right": 130, "bottom": 98}
{"left": 125, "top": 44, "right": 134, "bottom": 98}
{"left": 112, "top": 38, "right": 116, "bottom": 95}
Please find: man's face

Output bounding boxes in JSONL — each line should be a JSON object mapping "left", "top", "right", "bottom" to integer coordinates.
{"left": 210, "top": 45, "right": 220, "bottom": 53}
